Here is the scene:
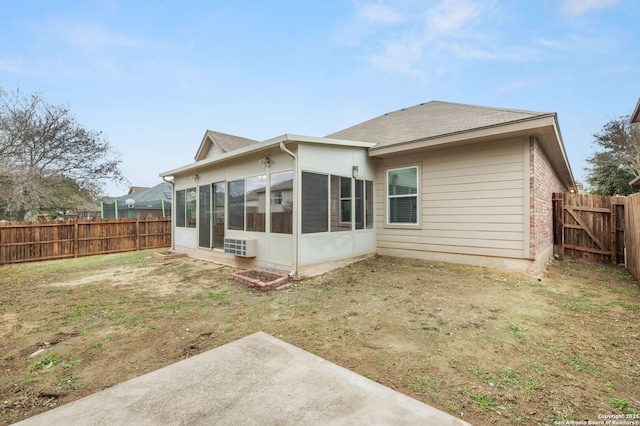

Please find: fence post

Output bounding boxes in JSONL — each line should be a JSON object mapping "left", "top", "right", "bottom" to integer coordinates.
{"left": 74, "top": 222, "right": 79, "bottom": 258}
{"left": 552, "top": 192, "right": 564, "bottom": 254}
{"left": 136, "top": 219, "right": 140, "bottom": 251}
{"left": 611, "top": 201, "right": 617, "bottom": 265}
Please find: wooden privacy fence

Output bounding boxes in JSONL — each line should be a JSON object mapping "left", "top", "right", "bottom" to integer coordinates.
{"left": 0, "top": 217, "right": 171, "bottom": 265}
{"left": 553, "top": 192, "right": 626, "bottom": 265}
{"left": 624, "top": 192, "right": 640, "bottom": 280}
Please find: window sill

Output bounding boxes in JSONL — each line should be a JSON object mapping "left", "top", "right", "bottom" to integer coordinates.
{"left": 383, "top": 223, "right": 422, "bottom": 230}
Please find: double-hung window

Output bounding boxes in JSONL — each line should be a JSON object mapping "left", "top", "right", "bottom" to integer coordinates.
{"left": 387, "top": 166, "right": 418, "bottom": 225}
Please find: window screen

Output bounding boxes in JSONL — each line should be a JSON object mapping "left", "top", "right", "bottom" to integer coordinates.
{"left": 302, "top": 172, "right": 328, "bottom": 233}
{"left": 175, "top": 189, "right": 186, "bottom": 227}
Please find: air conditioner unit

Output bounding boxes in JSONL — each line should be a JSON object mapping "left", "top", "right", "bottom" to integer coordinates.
{"left": 223, "top": 238, "right": 257, "bottom": 257}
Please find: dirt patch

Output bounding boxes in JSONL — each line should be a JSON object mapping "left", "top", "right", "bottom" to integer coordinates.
{"left": 1, "top": 251, "right": 638, "bottom": 425}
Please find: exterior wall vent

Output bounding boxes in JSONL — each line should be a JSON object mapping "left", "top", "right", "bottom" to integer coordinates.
{"left": 223, "top": 238, "right": 257, "bottom": 257}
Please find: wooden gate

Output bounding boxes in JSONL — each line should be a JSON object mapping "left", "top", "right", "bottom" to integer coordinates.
{"left": 553, "top": 192, "right": 625, "bottom": 264}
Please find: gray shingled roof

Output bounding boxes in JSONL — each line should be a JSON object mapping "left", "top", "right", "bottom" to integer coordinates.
{"left": 194, "top": 130, "right": 259, "bottom": 161}
{"left": 205, "top": 130, "right": 258, "bottom": 153}
{"left": 326, "top": 100, "right": 550, "bottom": 147}
{"left": 110, "top": 182, "right": 171, "bottom": 203}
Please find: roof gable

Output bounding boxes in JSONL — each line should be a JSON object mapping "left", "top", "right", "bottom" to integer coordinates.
{"left": 195, "top": 130, "right": 258, "bottom": 161}
{"left": 326, "top": 100, "right": 549, "bottom": 147}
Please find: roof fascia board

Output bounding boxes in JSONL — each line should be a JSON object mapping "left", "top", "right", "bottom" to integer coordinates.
{"left": 160, "top": 134, "right": 375, "bottom": 177}
{"left": 161, "top": 138, "right": 284, "bottom": 177}
{"left": 263, "top": 134, "right": 376, "bottom": 148}
{"left": 369, "top": 114, "right": 558, "bottom": 156}
{"left": 194, "top": 131, "right": 213, "bottom": 162}
{"left": 545, "top": 114, "right": 576, "bottom": 189}
{"left": 632, "top": 98, "right": 640, "bottom": 124}
{"left": 368, "top": 113, "right": 575, "bottom": 190}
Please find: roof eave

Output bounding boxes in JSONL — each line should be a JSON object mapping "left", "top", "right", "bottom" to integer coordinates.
{"left": 161, "top": 138, "right": 283, "bottom": 177}
{"left": 369, "top": 114, "right": 575, "bottom": 190}
{"left": 368, "top": 114, "right": 552, "bottom": 155}
{"left": 631, "top": 98, "right": 640, "bottom": 124}
{"left": 194, "top": 131, "right": 213, "bottom": 162}
{"left": 160, "top": 134, "right": 376, "bottom": 177}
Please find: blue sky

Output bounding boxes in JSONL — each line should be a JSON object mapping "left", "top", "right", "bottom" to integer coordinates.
{"left": 1, "top": 0, "right": 638, "bottom": 195}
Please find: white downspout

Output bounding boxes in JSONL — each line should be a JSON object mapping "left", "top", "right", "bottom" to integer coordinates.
{"left": 162, "top": 175, "right": 176, "bottom": 252}
{"left": 280, "top": 141, "right": 298, "bottom": 278}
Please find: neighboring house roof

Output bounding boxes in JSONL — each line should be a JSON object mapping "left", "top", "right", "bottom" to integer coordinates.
{"left": 106, "top": 182, "right": 172, "bottom": 206}
{"left": 128, "top": 186, "right": 151, "bottom": 194}
{"left": 632, "top": 98, "right": 640, "bottom": 124}
{"left": 128, "top": 182, "right": 172, "bottom": 203}
{"left": 195, "top": 130, "right": 259, "bottom": 161}
{"left": 255, "top": 179, "right": 293, "bottom": 194}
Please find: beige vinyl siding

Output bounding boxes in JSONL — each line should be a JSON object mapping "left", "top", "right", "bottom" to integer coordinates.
{"left": 376, "top": 138, "right": 528, "bottom": 259}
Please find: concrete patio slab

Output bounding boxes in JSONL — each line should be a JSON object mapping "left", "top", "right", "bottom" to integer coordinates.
{"left": 15, "top": 332, "right": 470, "bottom": 425}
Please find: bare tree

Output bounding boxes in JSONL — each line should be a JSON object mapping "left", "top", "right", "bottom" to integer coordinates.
{"left": 0, "top": 86, "right": 128, "bottom": 220}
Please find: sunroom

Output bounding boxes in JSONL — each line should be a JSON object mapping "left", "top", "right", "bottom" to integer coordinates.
{"left": 161, "top": 133, "right": 377, "bottom": 278}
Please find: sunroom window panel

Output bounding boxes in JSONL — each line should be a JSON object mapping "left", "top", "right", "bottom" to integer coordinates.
{"left": 270, "top": 171, "right": 293, "bottom": 234}
{"left": 302, "top": 172, "right": 328, "bottom": 233}
{"left": 185, "top": 188, "right": 196, "bottom": 228}
{"left": 365, "top": 180, "right": 374, "bottom": 229}
{"left": 175, "top": 189, "right": 186, "bottom": 227}
{"left": 246, "top": 175, "right": 266, "bottom": 232}
{"left": 213, "top": 182, "right": 225, "bottom": 249}
{"left": 228, "top": 180, "right": 245, "bottom": 230}
{"left": 331, "top": 175, "right": 351, "bottom": 232}
{"left": 355, "top": 180, "right": 364, "bottom": 230}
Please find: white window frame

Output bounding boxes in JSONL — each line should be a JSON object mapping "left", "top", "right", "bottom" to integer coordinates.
{"left": 338, "top": 176, "right": 352, "bottom": 226}
{"left": 386, "top": 165, "right": 420, "bottom": 226}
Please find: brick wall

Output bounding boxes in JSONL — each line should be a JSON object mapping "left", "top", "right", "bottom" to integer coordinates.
{"left": 530, "top": 138, "right": 567, "bottom": 259}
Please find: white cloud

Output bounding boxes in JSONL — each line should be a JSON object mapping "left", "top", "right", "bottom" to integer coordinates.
{"left": 536, "top": 38, "right": 570, "bottom": 50}
{"left": 424, "top": 0, "right": 483, "bottom": 39}
{"left": 497, "top": 79, "right": 533, "bottom": 93}
{"left": 356, "top": 2, "right": 403, "bottom": 25}
{"left": 560, "top": 0, "right": 618, "bottom": 16}
{"left": 50, "top": 20, "right": 151, "bottom": 52}
{"left": 536, "top": 31, "right": 618, "bottom": 55}
{"left": 0, "top": 58, "right": 24, "bottom": 74}
{"left": 354, "top": 0, "right": 514, "bottom": 76}
{"left": 368, "top": 37, "right": 425, "bottom": 77}
{"left": 345, "top": 0, "right": 546, "bottom": 78}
